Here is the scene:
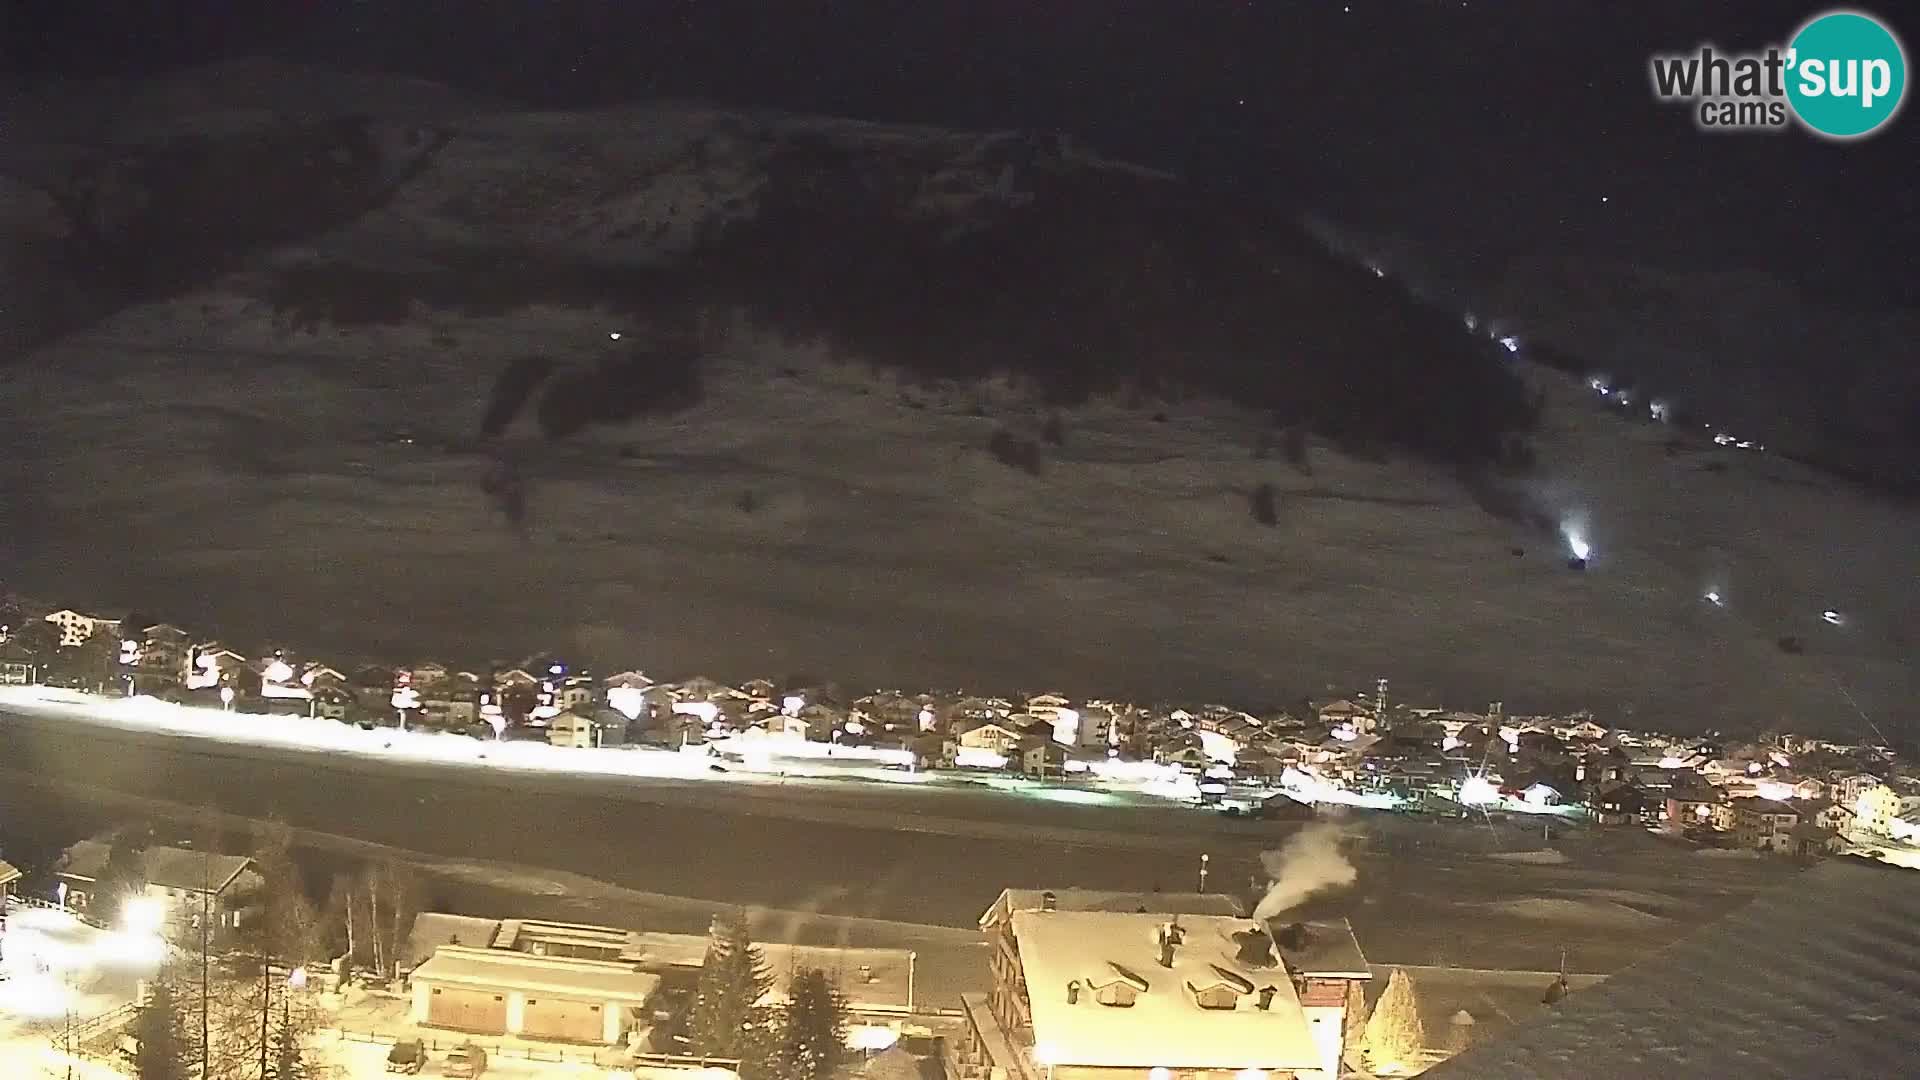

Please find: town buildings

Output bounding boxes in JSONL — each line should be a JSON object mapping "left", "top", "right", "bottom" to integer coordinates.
{"left": 55, "top": 840, "right": 255, "bottom": 934}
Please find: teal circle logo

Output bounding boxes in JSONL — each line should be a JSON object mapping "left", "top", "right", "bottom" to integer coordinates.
{"left": 1786, "top": 10, "right": 1907, "bottom": 138}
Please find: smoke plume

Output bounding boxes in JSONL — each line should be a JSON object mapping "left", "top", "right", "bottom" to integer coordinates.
{"left": 1252, "top": 824, "right": 1357, "bottom": 921}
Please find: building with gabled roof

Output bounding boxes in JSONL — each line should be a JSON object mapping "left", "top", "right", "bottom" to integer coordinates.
{"left": 43, "top": 609, "right": 121, "bottom": 647}
{"left": 969, "top": 909, "right": 1351, "bottom": 1080}
{"left": 55, "top": 839, "right": 254, "bottom": 932}
{"left": 965, "top": 889, "right": 1367, "bottom": 1080}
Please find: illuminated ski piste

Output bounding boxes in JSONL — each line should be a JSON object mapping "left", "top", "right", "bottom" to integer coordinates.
{"left": 0, "top": 687, "right": 1203, "bottom": 803}
{"left": 0, "top": 686, "right": 931, "bottom": 788}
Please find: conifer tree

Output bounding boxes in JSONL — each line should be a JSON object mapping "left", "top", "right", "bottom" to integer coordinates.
{"left": 133, "top": 982, "right": 189, "bottom": 1080}
{"left": 690, "top": 909, "right": 774, "bottom": 1070}
{"left": 1362, "top": 967, "right": 1427, "bottom": 1071}
{"left": 775, "top": 968, "right": 849, "bottom": 1080}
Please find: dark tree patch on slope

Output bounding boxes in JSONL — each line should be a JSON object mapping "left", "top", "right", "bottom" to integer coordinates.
{"left": 480, "top": 357, "right": 557, "bottom": 437}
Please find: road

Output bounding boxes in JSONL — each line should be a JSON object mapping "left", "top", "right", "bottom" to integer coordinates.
{"left": 0, "top": 701, "right": 1803, "bottom": 987}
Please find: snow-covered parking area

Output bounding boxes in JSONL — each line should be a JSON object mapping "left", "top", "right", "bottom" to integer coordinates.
{"left": 317, "top": 1034, "right": 738, "bottom": 1080}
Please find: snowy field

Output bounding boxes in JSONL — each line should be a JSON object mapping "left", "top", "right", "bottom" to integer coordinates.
{"left": 1, "top": 64, "right": 1913, "bottom": 734}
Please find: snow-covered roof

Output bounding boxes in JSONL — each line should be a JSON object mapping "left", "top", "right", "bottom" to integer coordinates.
{"left": 1421, "top": 858, "right": 1920, "bottom": 1080}
{"left": 979, "top": 889, "right": 1245, "bottom": 930}
{"left": 620, "top": 932, "right": 913, "bottom": 1012}
{"left": 58, "top": 840, "right": 251, "bottom": 895}
{"left": 1009, "top": 911, "right": 1322, "bottom": 1071}
{"left": 412, "top": 945, "right": 660, "bottom": 1004}
{"left": 407, "top": 913, "right": 504, "bottom": 961}
{"left": 1265, "top": 918, "right": 1370, "bottom": 979}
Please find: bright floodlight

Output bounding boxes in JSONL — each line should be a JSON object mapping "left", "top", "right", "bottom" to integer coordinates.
{"left": 1704, "top": 590, "right": 1723, "bottom": 606}
{"left": 264, "top": 659, "right": 294, "bottom": 684}
{"left": 849, "top": 1024, "right": 901, "bottom": 1053}
{"left": 1498, "top": 335, "right": 1519, "bottom": 353}
{"left": 120, "top": 894, "right": 164, "bottom": 935}
{"left": 608, "top": 686, "right": 646, "bottom": 720}
{"left": 608, "top": 331, "right": 622, "bottom": 341}
{"left": 1459, "top": 775, "right": 1499, "bottom": 806}
{"left": 1564, "top": 530, "right": 1591, "bottom": 562}
{"left": 1822, "top": 610, "right": 1845, "bottom": 626}
{"left": 219, "top": 686, "right": 235, "bottom": 704}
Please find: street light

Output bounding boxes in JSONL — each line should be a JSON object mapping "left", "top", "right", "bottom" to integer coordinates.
{"left": 219, "top": 686, "right": 235, "bottom": 711}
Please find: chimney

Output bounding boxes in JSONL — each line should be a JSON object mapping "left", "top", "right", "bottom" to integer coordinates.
{"left": 1276, "top": 922, "right": 1309, "bottom": 952}
{"left": 1257, "top": 985, "right": 1278, "bottom": 1010}
{"left": 1041, "top": 890, "right": 1057, "bottom": 912}
{"left": 1157, "top": 924, "right": 1178, "bottom": 968}
{"left": 1067, "top": 980, "right": 1081, "bottom": 1005}
{"left": 1232, "top": 930, "right": 1275, "bottom": 968}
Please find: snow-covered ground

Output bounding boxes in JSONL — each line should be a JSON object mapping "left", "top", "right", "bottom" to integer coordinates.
{"left": 0, "top": 687, "right": 1204, "bottom": 810}
{"left": 318, "top": 1033, "right": 641, "bottom": 1079}
{"left": 7, "top": 299, "right": 1911, "bottom": 732}
{"left": 0, "top": 902, "right": 164, "bottom": 1079}
{"left": 2, "top": 63, "right": 1913, "bottom": 734}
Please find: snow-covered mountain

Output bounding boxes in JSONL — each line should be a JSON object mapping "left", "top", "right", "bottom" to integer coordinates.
{"left": 1, "top": 62, "right": 1912, "bottom": 734}
{"left": 1306, "top": 216, "right": 1920, "bottom": 495}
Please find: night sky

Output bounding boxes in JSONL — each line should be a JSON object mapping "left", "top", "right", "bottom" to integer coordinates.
{"left": 5, "top": 1, "right": 1913, "bottom": 303}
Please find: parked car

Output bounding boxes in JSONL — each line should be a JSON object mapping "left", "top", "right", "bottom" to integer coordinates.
{"left": 385, "top": 1038, "right": 425, "bottom": 1074}
{"left": 443, "top": 1043, "right": 488, "bottom": 1078}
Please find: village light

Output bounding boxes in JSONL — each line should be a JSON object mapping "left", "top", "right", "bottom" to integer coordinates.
{"left": 608, "top": 685, "right": 646, "bottom": 720}
{"left": 1704, "top": 590, "right": 1723, "bottom": 606}
{"left": 1235, "top": 1070, "right": 1268, "bottom": 1080}
{"left": 918, "top": 705, "right": 936, "bottom": 731}
{"left": 1459, "top": 775, "right": 1499, "bottom": 806}
{"left": 219, "top": 686, "right": 235, "bottom": 710}
{"left": 782, "top": 694, "right": 805, "bottom": 717}
{"left": 1822, "top": 609, "right": 1845, "bottom": 626}
{"left": 120, "top": 895, "right": 164, "bottom": 935}
{"left": 1498, "top": 335, "right": 1520, "bottom": 353}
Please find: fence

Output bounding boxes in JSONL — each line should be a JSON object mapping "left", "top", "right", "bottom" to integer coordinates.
{"left": 47, "top": 1001, "right": 139, "bottom": 1066}
{"left": 4, "top": 895, "right": 108, "bottom": 930}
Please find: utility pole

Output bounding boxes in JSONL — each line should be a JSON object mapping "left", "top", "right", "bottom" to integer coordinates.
{"left": 260, "top": 939, "right": 273, "bottom": 1080}
{"left": 1197, "top": 853, "right": 1209, "bottom": 893}
{"left": 201, "top": 845, "right": 211, "bottom": 1078}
